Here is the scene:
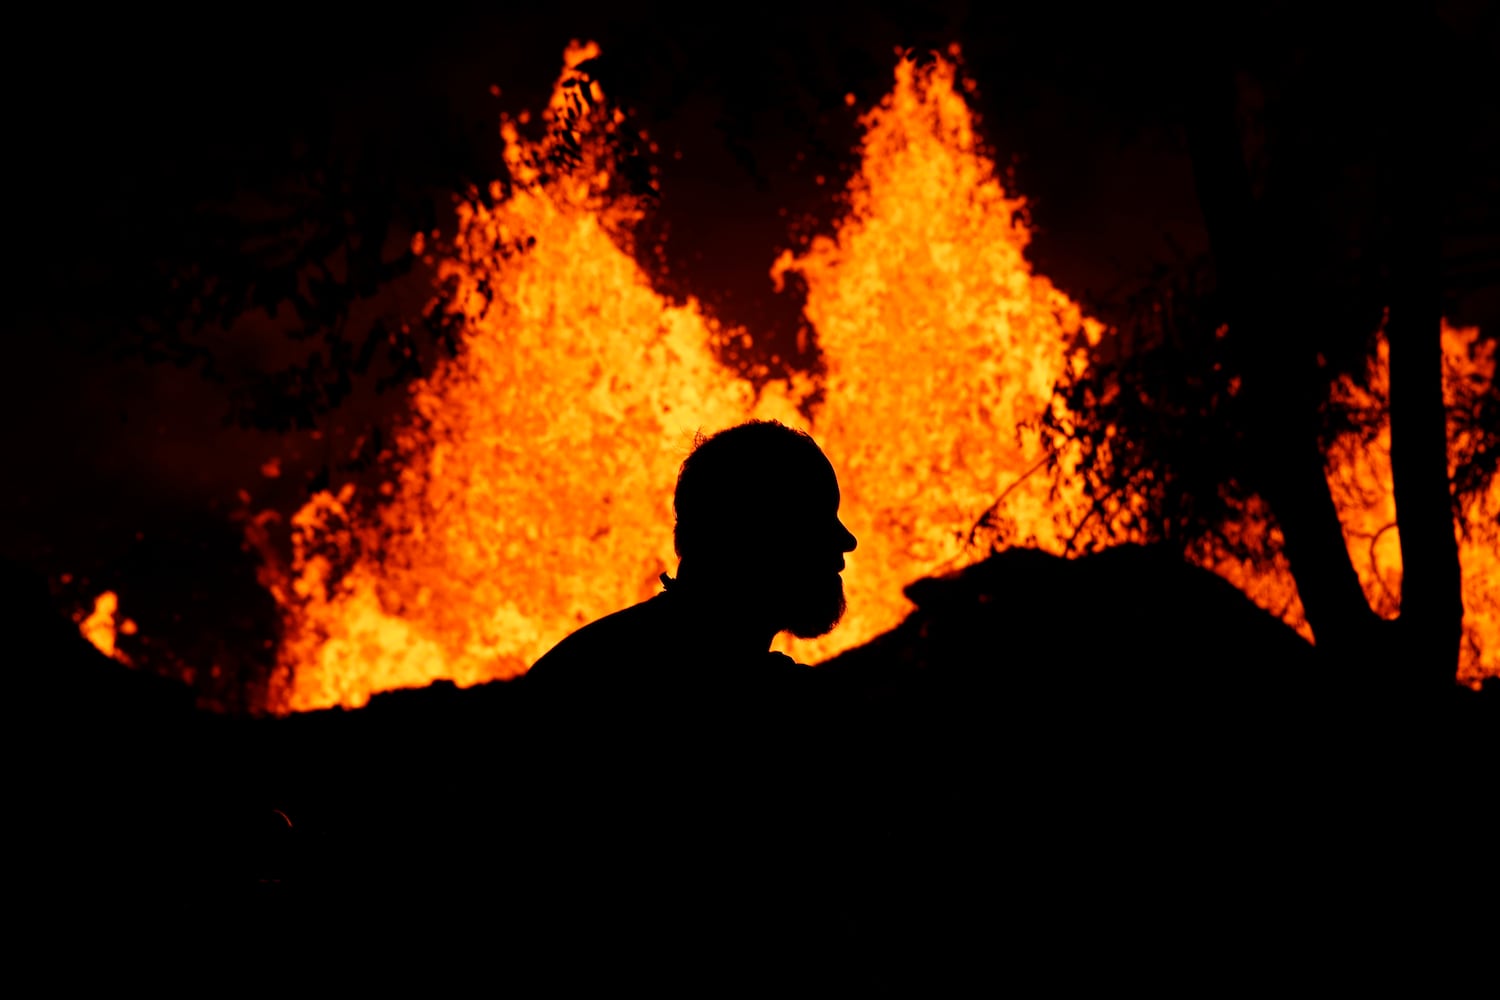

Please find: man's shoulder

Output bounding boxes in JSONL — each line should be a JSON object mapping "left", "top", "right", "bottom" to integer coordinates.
{"left": 525, "top": 594, "right": 670, "bottom": 687}
{"left": 764, "top": 650, "right": 808, "bottom": 675}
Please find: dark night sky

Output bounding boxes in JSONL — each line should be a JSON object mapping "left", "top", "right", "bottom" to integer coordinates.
{"left": 4, "top": 2, "right": 1494, "bottom": 643}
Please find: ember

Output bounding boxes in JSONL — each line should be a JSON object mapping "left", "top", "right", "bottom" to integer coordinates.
{"left": 77, "top": 590, "right": 134, "bottom": 664}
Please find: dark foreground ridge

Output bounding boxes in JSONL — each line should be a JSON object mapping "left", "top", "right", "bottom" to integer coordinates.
{"left": 12, "top": 547, "right": 1495, "bottom": 987}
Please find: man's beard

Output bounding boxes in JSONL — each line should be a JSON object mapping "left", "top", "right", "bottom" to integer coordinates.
{"left": 783, "top": 573, "right": 847, "bottom": 640}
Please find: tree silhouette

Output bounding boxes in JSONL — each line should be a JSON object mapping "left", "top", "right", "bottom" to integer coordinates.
{"left": 1038, "top": 10, "right": 1497, "bottom": 689}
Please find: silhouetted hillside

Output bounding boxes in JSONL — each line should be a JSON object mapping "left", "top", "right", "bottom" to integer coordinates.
{"left": 12, "top": 548, "right": 1493, "bottom": 986}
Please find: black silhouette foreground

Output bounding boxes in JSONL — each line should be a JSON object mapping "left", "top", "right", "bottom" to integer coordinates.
{"left": 13, "top": 538, "right": 1494, "bottom": 986}
{"left": 519, "top": 421, "right": 863, "bottom": 982}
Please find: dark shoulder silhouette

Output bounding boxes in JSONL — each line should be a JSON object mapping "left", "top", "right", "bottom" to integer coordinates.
{"left": 527, "top": 583, "right": 807, "bottom": 710}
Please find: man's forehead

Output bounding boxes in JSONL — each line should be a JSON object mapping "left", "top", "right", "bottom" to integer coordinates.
{"left": 679, "top": 428, "right": 842, "bottom": 511}
{"left": 747, "top": 460, "right": 840, "bottom": 513}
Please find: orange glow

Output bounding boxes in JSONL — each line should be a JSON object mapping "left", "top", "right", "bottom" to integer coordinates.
{"left": 190, "top": 46, "right": 1500, "bottom": 707}
{"left": 77, "top": 590, "right": 132, "bottom": 664}
{"left": 1185, "top": 494, "right": 1310, "bottom": 643}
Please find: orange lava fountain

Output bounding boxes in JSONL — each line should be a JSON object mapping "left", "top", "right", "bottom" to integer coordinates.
{"left": 768, "top": 48, "right": 1103, "bottom": 664}
{"left": 205, "top": 44, "right": 1495, "bottom": 709}
{"left": 260, "top": 43, "right": 808, "bottom": 711}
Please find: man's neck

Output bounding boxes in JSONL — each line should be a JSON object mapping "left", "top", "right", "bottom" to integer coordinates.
{"left": 662, "top": 566, "right": 781, "bottom": 656}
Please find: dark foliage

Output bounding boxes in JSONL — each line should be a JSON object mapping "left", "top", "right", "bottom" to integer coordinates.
{"left": 1036, "top": 256, "right": 1260, "bottom": 558}
{"left": 1026, "top": 8, "right": 1499, "bottom": 633}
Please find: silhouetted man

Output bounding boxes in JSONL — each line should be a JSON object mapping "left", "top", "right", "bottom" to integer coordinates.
{"left": 526, "top": 418, "right": 857, "bottom": 705}
{"left": 519, "top": 422, "right": 859, "bottom": 975}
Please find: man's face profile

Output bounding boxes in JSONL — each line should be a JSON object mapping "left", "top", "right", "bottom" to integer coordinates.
{"left": 674, "top": 422, "right": 858, "bottom": 640}
{"left": 757, "top": 453, "right": 856, "bottom": 639}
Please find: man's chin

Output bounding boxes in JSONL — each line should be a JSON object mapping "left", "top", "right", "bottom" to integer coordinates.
{"left": 784, "top": 586, "right": 847, "bottom": 640}
{"left": 787, "top": 620, "right": 838, "bottom": 640}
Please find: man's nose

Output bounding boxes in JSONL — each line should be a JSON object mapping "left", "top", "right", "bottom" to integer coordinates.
{"left": 836, "top": 519, "right": 857, "bottom": 552}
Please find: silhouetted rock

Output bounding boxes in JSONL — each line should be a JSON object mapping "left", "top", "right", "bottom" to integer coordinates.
{"left": 11, "top": 549, "right": 1492, "bottom": 986}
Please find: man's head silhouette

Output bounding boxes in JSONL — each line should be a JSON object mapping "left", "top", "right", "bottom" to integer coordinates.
{"left": 669, "top": 420, "right": 857, "bottom": 640}
{"left": 526, "top": 419, "right": 858, "bottom": 694}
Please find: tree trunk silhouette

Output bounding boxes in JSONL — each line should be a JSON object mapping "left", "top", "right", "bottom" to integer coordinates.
{"left": 1184, "top": 40, "right": 1465, "bottom": 688}
{"left": 1184, "top": 67, "right": 1386, "bottom": 666}
{"left": 1383, "top": 21, "right": 1464, "bottom": 689}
